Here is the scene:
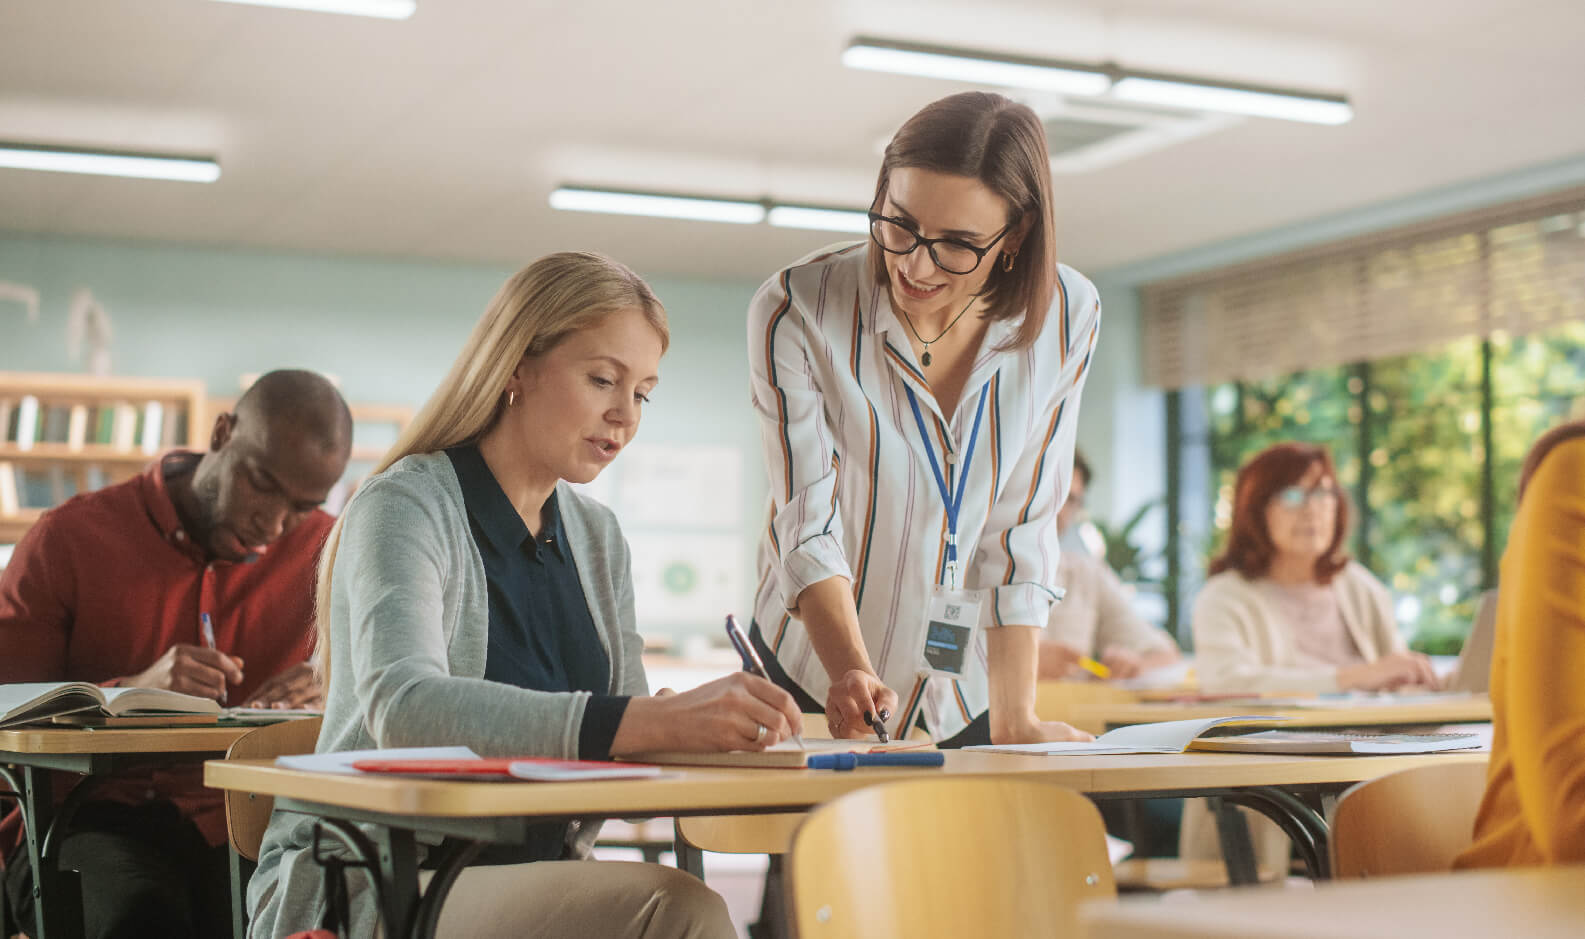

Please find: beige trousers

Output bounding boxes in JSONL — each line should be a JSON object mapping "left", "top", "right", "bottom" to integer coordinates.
{"left": 413, "top": 860, "right": 735, "bottom": 939}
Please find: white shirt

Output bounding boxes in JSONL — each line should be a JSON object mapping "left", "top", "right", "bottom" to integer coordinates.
{"left": 1045, "top": 549, "right": 1179, "bottom": 658}
{"left": 748, "top": 241, "right": 1102, "bottom": 739}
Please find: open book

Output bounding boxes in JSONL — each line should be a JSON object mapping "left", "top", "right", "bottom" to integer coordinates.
{"left": 620, "top": 737, "right": 936, "bottom": 769}
{"left": 1188, "top": 730, "right": 1484, "bottom": 755}
{"left": 0, "top": 682, "right": 221, "bottom": 729}
{"left": 966, "top": 716, "right": 1286, "bottom": 756}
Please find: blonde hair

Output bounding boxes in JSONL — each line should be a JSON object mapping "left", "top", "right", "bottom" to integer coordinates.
{"left": 313, "top": 251, "right": 667, "bottom": 676}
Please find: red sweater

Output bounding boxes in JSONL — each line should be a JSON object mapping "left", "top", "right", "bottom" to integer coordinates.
{"left": 0, "top": 453, "right": 331, "bottom": 852}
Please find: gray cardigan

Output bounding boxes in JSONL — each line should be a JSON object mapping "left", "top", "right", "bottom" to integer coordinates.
{"left": 247, "top": 451, "right": 648, "bottom": 939}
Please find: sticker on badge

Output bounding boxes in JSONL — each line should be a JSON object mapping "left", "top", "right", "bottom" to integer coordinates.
{"left": 919, "top": 587, "right": 983, "bottom": 676}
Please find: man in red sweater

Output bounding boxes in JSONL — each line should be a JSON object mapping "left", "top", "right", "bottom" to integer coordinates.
{"left": 0, "top": 369, "right": 351, "bottom": 939}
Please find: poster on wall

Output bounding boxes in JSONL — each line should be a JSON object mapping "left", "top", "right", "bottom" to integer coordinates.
{"left": 626, "top": 532, "right": 745, "bottom": 627}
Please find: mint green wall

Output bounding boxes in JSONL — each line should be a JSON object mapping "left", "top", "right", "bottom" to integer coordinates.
{"left": 0, "top": 233, "right": 769, "bottom": 640}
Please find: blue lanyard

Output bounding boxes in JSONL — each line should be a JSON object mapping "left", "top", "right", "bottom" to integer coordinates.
{"left": 906, "top": 381, "right": 989, "bottom": 589}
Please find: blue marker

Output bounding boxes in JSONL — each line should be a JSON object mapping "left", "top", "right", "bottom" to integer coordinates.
{"left": 806, "top": 752, "right": 945, "bottom": 771}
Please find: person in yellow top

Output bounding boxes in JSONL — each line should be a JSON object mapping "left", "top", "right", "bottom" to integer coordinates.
{"left": 1456, "top": 420, "right": 1585, "bottom": 868}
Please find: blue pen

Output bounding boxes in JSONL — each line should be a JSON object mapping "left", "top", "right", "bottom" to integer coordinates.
{"left": 725, "top": 615, "right": 805, "bottom": 749}
{"left": 806, "top": 752, "right": 945, "bottom": 771}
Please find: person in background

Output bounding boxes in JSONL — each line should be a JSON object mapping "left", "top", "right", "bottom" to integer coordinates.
{"left": 1039, "top": 449, "right": 1180, "bottom": 680}
{"left": 1456, "top": 420, "right": 1585, "bottom": 868}
{"left": 0, "top": 369, "right": 351, "bottom": 939}
{"left": 1183, "top": 440, "right": 1437, "bottom": 874}
{"left": 250, "top": 252, "right": 786, "bottom": 938}
{"left": 747, "top": 91, "right": 1099, "bottom": 748}
{"left": 1192, "top": 441, "right": 1437, "bottom": 694}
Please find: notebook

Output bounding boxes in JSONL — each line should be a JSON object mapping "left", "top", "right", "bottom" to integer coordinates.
{"left": 352, "top": 757, "right": 663, "bottom": 781}
{"left": 965, "top": 716, "right": 1286, "bottom": 756}
{"left": 0, "top": 682, "right": 221, "bottom": 729}
{"left": 1188, "top": 730, "right": 1484, "bottom": 755}
{"left": 620, "top": 737, "right": 936, "bottom": 769}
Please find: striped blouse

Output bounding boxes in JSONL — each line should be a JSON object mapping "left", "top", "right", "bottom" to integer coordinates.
{"left": 748, "top": 241, "right": 1102, "bottom": 740}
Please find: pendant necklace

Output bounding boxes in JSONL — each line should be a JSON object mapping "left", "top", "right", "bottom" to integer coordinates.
{"left": 897, "top": 295, "right": 977, "bottom": 367}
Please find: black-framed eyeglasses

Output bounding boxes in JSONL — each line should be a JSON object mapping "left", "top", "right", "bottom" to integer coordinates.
{"left": 867, "top": 212, "right": 1013, "bottom": 275}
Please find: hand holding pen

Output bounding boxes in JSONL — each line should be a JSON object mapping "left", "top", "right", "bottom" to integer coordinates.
{"left": 825, "top": 668, "right": 898, "bottom": 742}
{"left": 726, "top": 615, "right": 807, "bottom": 749}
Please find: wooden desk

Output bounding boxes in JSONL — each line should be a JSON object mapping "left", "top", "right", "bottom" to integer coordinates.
{"left": 0, "top": 725, "right": 257, "bottom": 939}
{"left": 206, "top": 749, "right": 1488, "bottom": 939}
{"left": 1080, "top": 864, "right": 1585, "bottom": 939}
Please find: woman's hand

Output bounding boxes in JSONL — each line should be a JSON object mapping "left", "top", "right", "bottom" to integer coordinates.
{"left": 989, "top": 713, "right": 1095, "bottom": 745}
{"left": 1337, "top": 651, "right": 1441, "bottom": 692}
{"left": 1098, "top": 645, "right": 1146, "bottom": 680}
{"left": 825, "top": 668, "right": 899, "bottom": 738}
{"left": 1037, "top": 641, "right": 1085, "bottom": 680}
{"left": 610, "top": 673, "right": 804, "bottom": 755}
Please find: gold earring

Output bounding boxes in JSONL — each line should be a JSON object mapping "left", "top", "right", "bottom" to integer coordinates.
{"left": 507, "top": 391, "right": 517, "bottom": 407}
{"left": 1001, "top": 251, "right": 1017, "bottom": 272}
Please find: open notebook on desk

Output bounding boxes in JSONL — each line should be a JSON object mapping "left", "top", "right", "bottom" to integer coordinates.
{"left": 1189, "top": 730, "right": 1484, "bottom": 755}
{"left": 966, "top": 716, "right": 1284, "bottom": 756}
{"left": 1, "top": 681, "right": 219, "bottom": 729}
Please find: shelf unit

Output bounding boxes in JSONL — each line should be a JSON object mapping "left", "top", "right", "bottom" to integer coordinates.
{"left": 0, "top": 372, "right": 207, "bottom": 544}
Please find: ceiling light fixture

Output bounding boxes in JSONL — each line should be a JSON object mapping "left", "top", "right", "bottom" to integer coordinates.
{"left": 766, "top": 205, "right": 871, "bottom": 234}
{"left": 209, "top": 0, "right": 417, "bottom": 19}
{"left": 843, "top": 37, "right": 1353, "bottom": 126}
{"left": 0, "top": 143, "right": 221, "bottom": 183}
{"left": 843, "top": 37, "right": 1112, "bottom": 97}
{"left": 550, "top": 187, "right": 766, "bottom": 225}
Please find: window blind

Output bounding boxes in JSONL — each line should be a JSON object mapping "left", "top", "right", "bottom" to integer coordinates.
{"left": 1140, "top": 186, "right": 1585, "bottom": 389}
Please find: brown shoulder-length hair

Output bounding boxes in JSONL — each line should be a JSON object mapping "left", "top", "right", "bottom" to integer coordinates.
{"left": 1209, "top": 442, "right": 1351, "bottom": 584}
{"left": 868, "top": 91, "right": 1058, "bottom": 352}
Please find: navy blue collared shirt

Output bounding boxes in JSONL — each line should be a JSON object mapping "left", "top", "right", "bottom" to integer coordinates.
{"left": 447, "top": 445, "right": 630, "bottom": 863}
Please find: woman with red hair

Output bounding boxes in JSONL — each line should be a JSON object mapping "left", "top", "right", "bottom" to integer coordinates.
{"left": 1192, "top": 442, "right": 1437, "bottom": 694}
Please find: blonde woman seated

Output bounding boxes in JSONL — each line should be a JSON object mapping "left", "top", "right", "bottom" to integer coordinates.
{"left": 1183, "top": 441, "right": 1436, "bottom": 874}
{"left": 1193, "top": 441, "right": 1436, "bottom": 695}
{"left": 248, "top": 253, "right": 799, "bottom": 938}
{"left": 1457, "top": 421, "right": 1585, "bottom": 868}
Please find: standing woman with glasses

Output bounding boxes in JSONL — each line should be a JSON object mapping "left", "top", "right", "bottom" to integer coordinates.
{"left": 1192, "top": 441, "right": 1438, "bottom": 694}
{"left": 745, "top": 91, "right": 1098, "bottom": 747}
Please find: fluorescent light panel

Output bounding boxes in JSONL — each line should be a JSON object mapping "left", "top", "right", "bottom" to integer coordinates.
{"left": 1112, "top": 76, "right": 1352, "bottom": 125}
{"left": 844, "top": 37, "right": 1352, "bottom": 126}
{"left": 843, "top": 39, "right": 1111, "bottom": 97}
{"left": 0, "top": 144, "right": 220, "bottom": 182}
{"left": 209, "top": 0, "right": 416, "bottom": 19}
{"left": 550, "top": 187, "right": 765, "bottom": 225}
{"left": 767, "top": 205, "right": 870, "bottom": 234}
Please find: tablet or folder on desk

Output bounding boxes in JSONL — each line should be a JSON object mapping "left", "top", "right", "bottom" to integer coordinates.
{"left": 1188, "top": 730, "right": 1484, "bottom": 755}
{"left": 966, "top": 716, "right": 1285, "bottom": 755}
{"left": 351, "top": 757, "right": 664, "bottom": 781}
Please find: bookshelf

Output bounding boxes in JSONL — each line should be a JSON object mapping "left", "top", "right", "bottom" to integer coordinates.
{"left": 0, "top": 372, "right": 207, "bottom": 544}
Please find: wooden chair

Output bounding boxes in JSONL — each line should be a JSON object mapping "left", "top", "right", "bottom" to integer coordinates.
{"left": 1329, "top": 760, "right": 1489, "bottom": 878}
{"left": 787, "top": 779, "right": 1116, "bottom": 938}
{"left": 222, "top": 716, "right": 323, "bottom": 939}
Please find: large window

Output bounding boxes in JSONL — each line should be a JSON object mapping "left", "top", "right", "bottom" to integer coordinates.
{"left": 1154, "top": 191, "right": 1585, "bottom": 651}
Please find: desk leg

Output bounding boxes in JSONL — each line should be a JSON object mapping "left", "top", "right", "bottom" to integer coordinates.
{"left": 1209, "top": 797, "right": 1260, "bottom": 886}
{"left": 21, "top": 767, "right": 85, "bottom": 939}
{"left": 411, "top": 840, "right": 483, "bottom": 939}
{"left": 672, "top": 819, "right": 705, "bottom": 880}
{"left": 1218, "top": 788, "right": 1330, "bottom": 880}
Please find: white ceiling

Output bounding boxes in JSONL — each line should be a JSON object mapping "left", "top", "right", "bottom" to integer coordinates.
{"left": 2, "top": 0, "right": 1583, "bottom": 281}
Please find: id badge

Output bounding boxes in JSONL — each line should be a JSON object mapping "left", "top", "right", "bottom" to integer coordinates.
{"left": 919, "top": 586, "right": 983, "bottom": 677}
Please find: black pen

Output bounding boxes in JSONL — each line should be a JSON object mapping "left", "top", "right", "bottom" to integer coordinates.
{"left": 865, "top": 708, "right": 890, "bottom": 744}
{"left": 725, "top": 615, "right": 805, "bottom": 749}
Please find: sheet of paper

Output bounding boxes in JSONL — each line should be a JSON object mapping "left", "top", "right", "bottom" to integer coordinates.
{"left": 966, "top": 716, "right": 1285, "bottom": 755}
{"left": 276, "top": 746, "right": 480, "bottom": 774}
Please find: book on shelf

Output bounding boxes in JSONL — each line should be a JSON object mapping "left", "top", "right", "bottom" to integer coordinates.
{"left": 1188, "top": 730, "right": 1485, "bottom": 755}
{"left": 12, "top": 396, "right": 39, "bottom": 450}
{"left": 0, "top": 682, "right": 222, "bottom": 730}
{"left": 138, "top": 401, "right": 163, "bottom": 455}
{"left": 0, "top": 462, "right": 17, "bottom": 516}
{"left": 40, "top": 405, "right": 71, "bottom": 445}
{"left": 92, "top": 404, "right": 116, "bottom": 444}
{"left": 0, "top": 398, "right": 14, "bottom": 444}
{"left": 66, "top": 403, "right": 89, "bottom": 451}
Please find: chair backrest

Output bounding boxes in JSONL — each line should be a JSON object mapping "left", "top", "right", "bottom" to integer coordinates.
{"left": 223, "top": 716, "right": 324, "bottom": 860}
{"left": 787, "top": 779, "right": 1115, "bottom": 938}
{"left": 1445, "top": 589, "right": 1499, "bottom": 694}
{"left": 1329, "top": 761, "right": 1490, "bottom": 878}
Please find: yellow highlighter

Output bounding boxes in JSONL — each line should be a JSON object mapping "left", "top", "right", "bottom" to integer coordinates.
{"left": 1078, "top": 656, "right": 1112, "bottom": 680}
